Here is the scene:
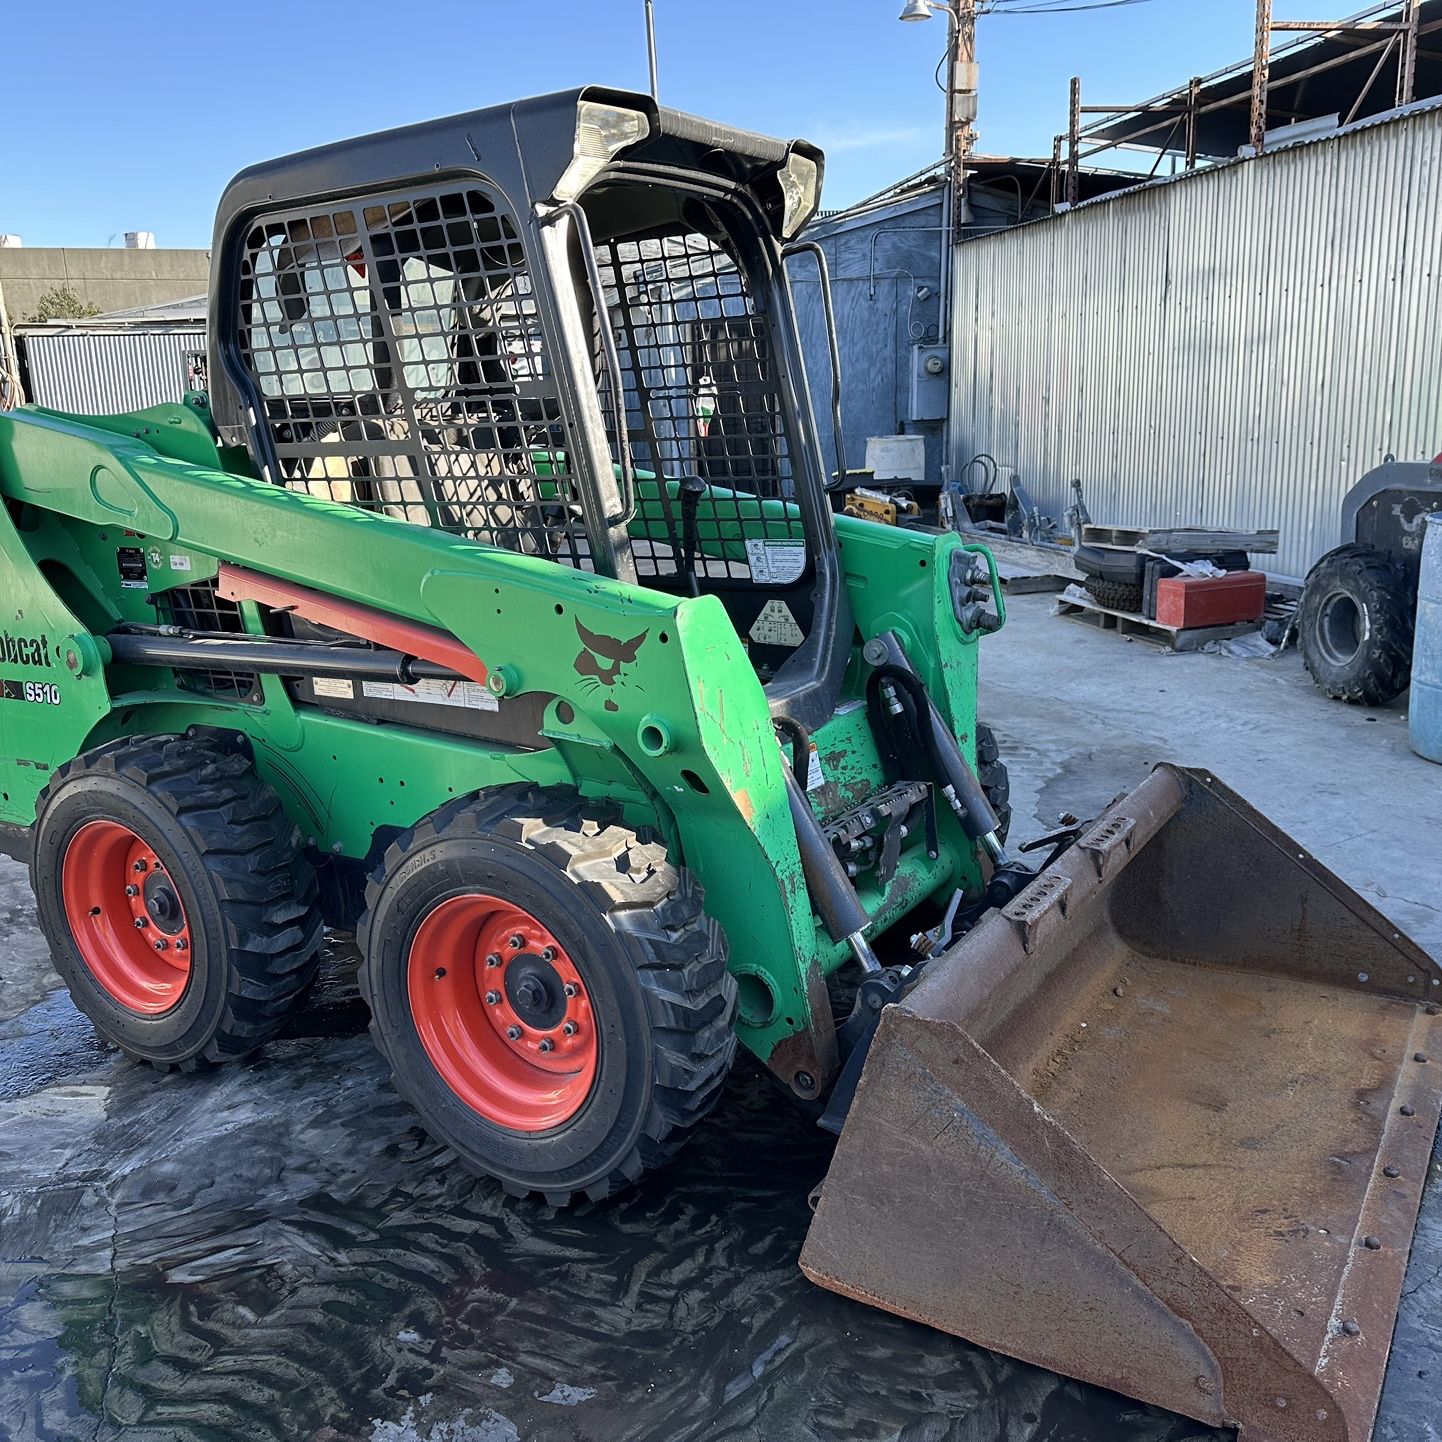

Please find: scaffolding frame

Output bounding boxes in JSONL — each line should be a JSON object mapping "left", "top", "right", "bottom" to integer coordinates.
{"left": 1049, "top": 0, "right": 1425, "bottom": 209}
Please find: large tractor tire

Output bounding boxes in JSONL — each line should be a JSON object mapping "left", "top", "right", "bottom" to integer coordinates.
{"left": 1298, "top": 544, "right": 1415, "bottom": 705}
{"left": 975, "top": 723, "right": 1012, "bottom": 845}
{"left": 32, "top": 735, "right": 324, "bottom": 1070}
{"left": 359, "top": 786, "right": 735, "bottom": 1205}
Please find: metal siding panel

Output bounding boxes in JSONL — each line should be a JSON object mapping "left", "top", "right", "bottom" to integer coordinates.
{"left": 948, "top": 108, "right": 1442, "bottom": 578}
{"left": 795, "top": 191, "right": 947, "bottom": 481}
{"left": 22, "top": 328, "right": 205, "bottom": 415}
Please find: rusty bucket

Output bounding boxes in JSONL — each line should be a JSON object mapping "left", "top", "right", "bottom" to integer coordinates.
{"left": 802, "top": 766, "right": 1442, "bottom": 1442}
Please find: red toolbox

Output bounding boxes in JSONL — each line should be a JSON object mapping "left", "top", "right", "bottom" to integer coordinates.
{"left": 1154, "top": 571, "right": 1266, "bottom": 629}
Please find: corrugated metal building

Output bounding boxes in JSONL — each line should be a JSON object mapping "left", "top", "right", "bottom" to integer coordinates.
{"left": 946, "top": 99, "right": 1442, "bottom": 580}
{"left": 794, "top": 162, "right": 1134, "bottom": 487}
{"left": 17, "top": 297, "right": 206, "bottom": 415}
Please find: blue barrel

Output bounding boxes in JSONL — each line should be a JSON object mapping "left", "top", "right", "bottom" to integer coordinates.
{"left": 1410, "top": 512, "right": 1442, "bottom": 763}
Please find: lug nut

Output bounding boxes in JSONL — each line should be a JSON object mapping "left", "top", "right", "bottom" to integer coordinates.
{"left": 133, "top": 860, "right": 147, "bottom": 873}
{"left": 540, "top": 946, "right": 557, "bottom": 963}
{"left": 486, "top": 952, "right": 502, "bottom": 968}
{"left": 508, "top": 933, "right": 525, "bottom": 949}
{"left": 153, "top": 939, "right": 168, "bottom": 952}
{"left": 485, "top": 990, "right": 501, "bottom": 1005}
{"left": 124, "top": 884, "right": 139, "bottom": 897}
{"left": 538, "top": 1038, "right": 555, "bottom": 1053}
{"left": 563, "top": 1021, "right": 578, "bottom": 1036}
{"left": 563, "top": 982, "right": 578, "bottom": 998}
{"left": 133, "top": 916, "right": 148, "bottom": 929}
{"left": 175, "top": 940, "right": 188, "bottom": 952}
{"left": 506, "top": 1025, "right": 522, "bottom": 1041}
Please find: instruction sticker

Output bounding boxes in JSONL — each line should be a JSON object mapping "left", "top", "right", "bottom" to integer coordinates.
{"left": 805, "top": 744, "right": 825, "bottom": 793}
{"left": 744, "top": 539, "right": 806, "bottom": 585}
{"left": 361, "top": 678, "right": 499, "bottom": 712}
{"left": 748, "top": 599, "right": 806, "bottom": 649}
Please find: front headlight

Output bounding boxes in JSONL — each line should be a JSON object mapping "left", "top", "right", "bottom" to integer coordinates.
{"left": 553, "top": 102, "right": 651, "bottom": 203}
{"left": 777, "top": 151, "right": 821, "bottom": 239}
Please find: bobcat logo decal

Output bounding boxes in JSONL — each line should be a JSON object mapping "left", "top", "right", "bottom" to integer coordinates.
{"left": 573, "top": 619, "right": 649, "bottom": 712}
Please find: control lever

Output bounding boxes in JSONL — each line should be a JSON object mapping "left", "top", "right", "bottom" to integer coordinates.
{"left": 678, "top": 474, "right": 706, "bottom": 598}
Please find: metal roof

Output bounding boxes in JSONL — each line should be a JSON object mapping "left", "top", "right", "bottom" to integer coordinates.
{"left": 14, "top": 294, "right": 208, "bottom": 331}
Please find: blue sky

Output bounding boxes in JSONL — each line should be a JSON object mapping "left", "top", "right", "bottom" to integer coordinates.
{"left": 4, "top": 0, "right": 1334, "bottom": 247}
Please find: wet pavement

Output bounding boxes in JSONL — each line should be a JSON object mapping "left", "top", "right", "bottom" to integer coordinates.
{"left": 0, "top": 929, "right": 1237, "bottom": 1442}
{"left": 2, "top": 597, "right": 1440, "bottom": 1441}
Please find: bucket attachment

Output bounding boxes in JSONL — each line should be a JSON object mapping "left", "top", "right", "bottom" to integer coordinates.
{"left": 802, "top": 766, "right": 1442, "bottom": 1442}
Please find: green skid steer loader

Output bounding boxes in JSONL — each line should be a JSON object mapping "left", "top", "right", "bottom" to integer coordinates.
{"left": 0, "top": 90, "right": 1437, "bottom": 1442}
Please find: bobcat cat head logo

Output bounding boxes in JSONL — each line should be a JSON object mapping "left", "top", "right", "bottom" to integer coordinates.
{"left": 574, "top": 619, "right": 649, "bottom": 712}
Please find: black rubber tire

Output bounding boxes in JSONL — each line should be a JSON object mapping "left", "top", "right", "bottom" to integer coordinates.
{"left": 975, "top": 723, "right": 1012, "bottom": 846}
{"left": 1084, "top": 576, "right": 1144, "bottom": 614}
{"left": 358, "top": 786, "right": 736, "bottom": 1205}
{"left": 32, "top": 735, "right": 324, "bottom": 1070}
{"left": 1075, "top": 545, "right": 1146, "bottom": 586}
{"left": 1298, "top": 544, "right": 1415, "bottom": 705}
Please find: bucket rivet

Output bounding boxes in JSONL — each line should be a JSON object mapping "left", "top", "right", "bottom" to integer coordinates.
{"left": 1384, "top": 1165, "right": 1401, "bottom": 1178}
{"left": 1113, "top": 986, "right": 1125, "bottom": 998}
{"left": 1401, "top": 1105, "right": 1416, "bottom": 1116}
{"left": 1428, "top": 1003, "right": 1441, "bottom": 1016}
{"left": 1363, "top": 1236, "right": 1382, "bottom": 1250}
{"left": 1274, "top": 1398, "right": 1288, "bottom": 1409}
{"left": 1341, "top": 1321, "right": 1360, "bottom": 1336}
{"left": 794, "top": 1070, "right": 817, "bottom": 1093}
{"left": 1415, "top": 1052, "right": 1429, "bottom": 1063}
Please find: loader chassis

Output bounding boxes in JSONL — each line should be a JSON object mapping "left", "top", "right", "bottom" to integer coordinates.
{"left": 0, "top": 87, "right": 1438, "bottom": 1442}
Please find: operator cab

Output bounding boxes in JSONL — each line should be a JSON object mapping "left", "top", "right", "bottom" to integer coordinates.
{"left": 209, "top": 89, "right": 848, "bottom": 728}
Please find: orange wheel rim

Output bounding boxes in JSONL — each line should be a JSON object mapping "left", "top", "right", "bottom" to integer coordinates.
{"left": 61, "top": 820, "right": 193, "bottom": 1014}
{"left": 406, "top": 893, "right": 599, "bottom": 1132}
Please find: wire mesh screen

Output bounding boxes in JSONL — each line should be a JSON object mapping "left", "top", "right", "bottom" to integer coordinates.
{"left": 592, "top": 233, "right": 808, "bottom": 587}
{"left": 235, "top": 184, "right": 591, "bottom": 567}
{"left": 156, "top": 581, "right": 256, "bottom": 701}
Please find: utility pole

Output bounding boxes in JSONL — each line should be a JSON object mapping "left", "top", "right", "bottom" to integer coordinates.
{"left": 948, "top": 0, "right": 980, "bottom": 230}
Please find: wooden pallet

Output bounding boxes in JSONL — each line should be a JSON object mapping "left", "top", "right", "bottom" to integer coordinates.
{"left": 1053, "top": 589, "right": 1263, "bottom": 652}
{"left": 1080, "top": 523, "right": 1280, "bottom": 554}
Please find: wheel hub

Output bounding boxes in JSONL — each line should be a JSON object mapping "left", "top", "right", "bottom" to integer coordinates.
{"left": 142, "top": 870, "right": 186, "bottom": 935}
{"left": 1317, "top": 588, "right": 1367, "bottom": 667}
{"left": 406, "top": 893, "right": 598, "bottom": 1132}
{"left": 60, "top": 820, "right": 193, "bottom": 1014}
{"left": 504, "top": 954, "right": 567, "bottom": 1030}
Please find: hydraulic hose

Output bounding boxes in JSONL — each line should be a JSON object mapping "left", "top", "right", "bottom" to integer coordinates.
{"left": 863, "top": 631, "right": 1008, "bottom": 866}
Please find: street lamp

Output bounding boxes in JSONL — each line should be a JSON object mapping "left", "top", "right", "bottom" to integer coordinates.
{"left": 898, "top": 0, "right": 937, "bottom": 17}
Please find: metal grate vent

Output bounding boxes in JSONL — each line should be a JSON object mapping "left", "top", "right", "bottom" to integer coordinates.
{"left": 234, "top": 184, "right": 590, "bottom": 566}
{"left": 592, "top": 233, "right": 807, "bottom": 587}
{"left": 157, "top": 581, "right": 257, "bottom": 700}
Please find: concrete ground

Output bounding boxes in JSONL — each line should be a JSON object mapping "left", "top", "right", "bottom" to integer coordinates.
{"left": 0, "top": 591, "right": 1438, "bottom": 1442}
